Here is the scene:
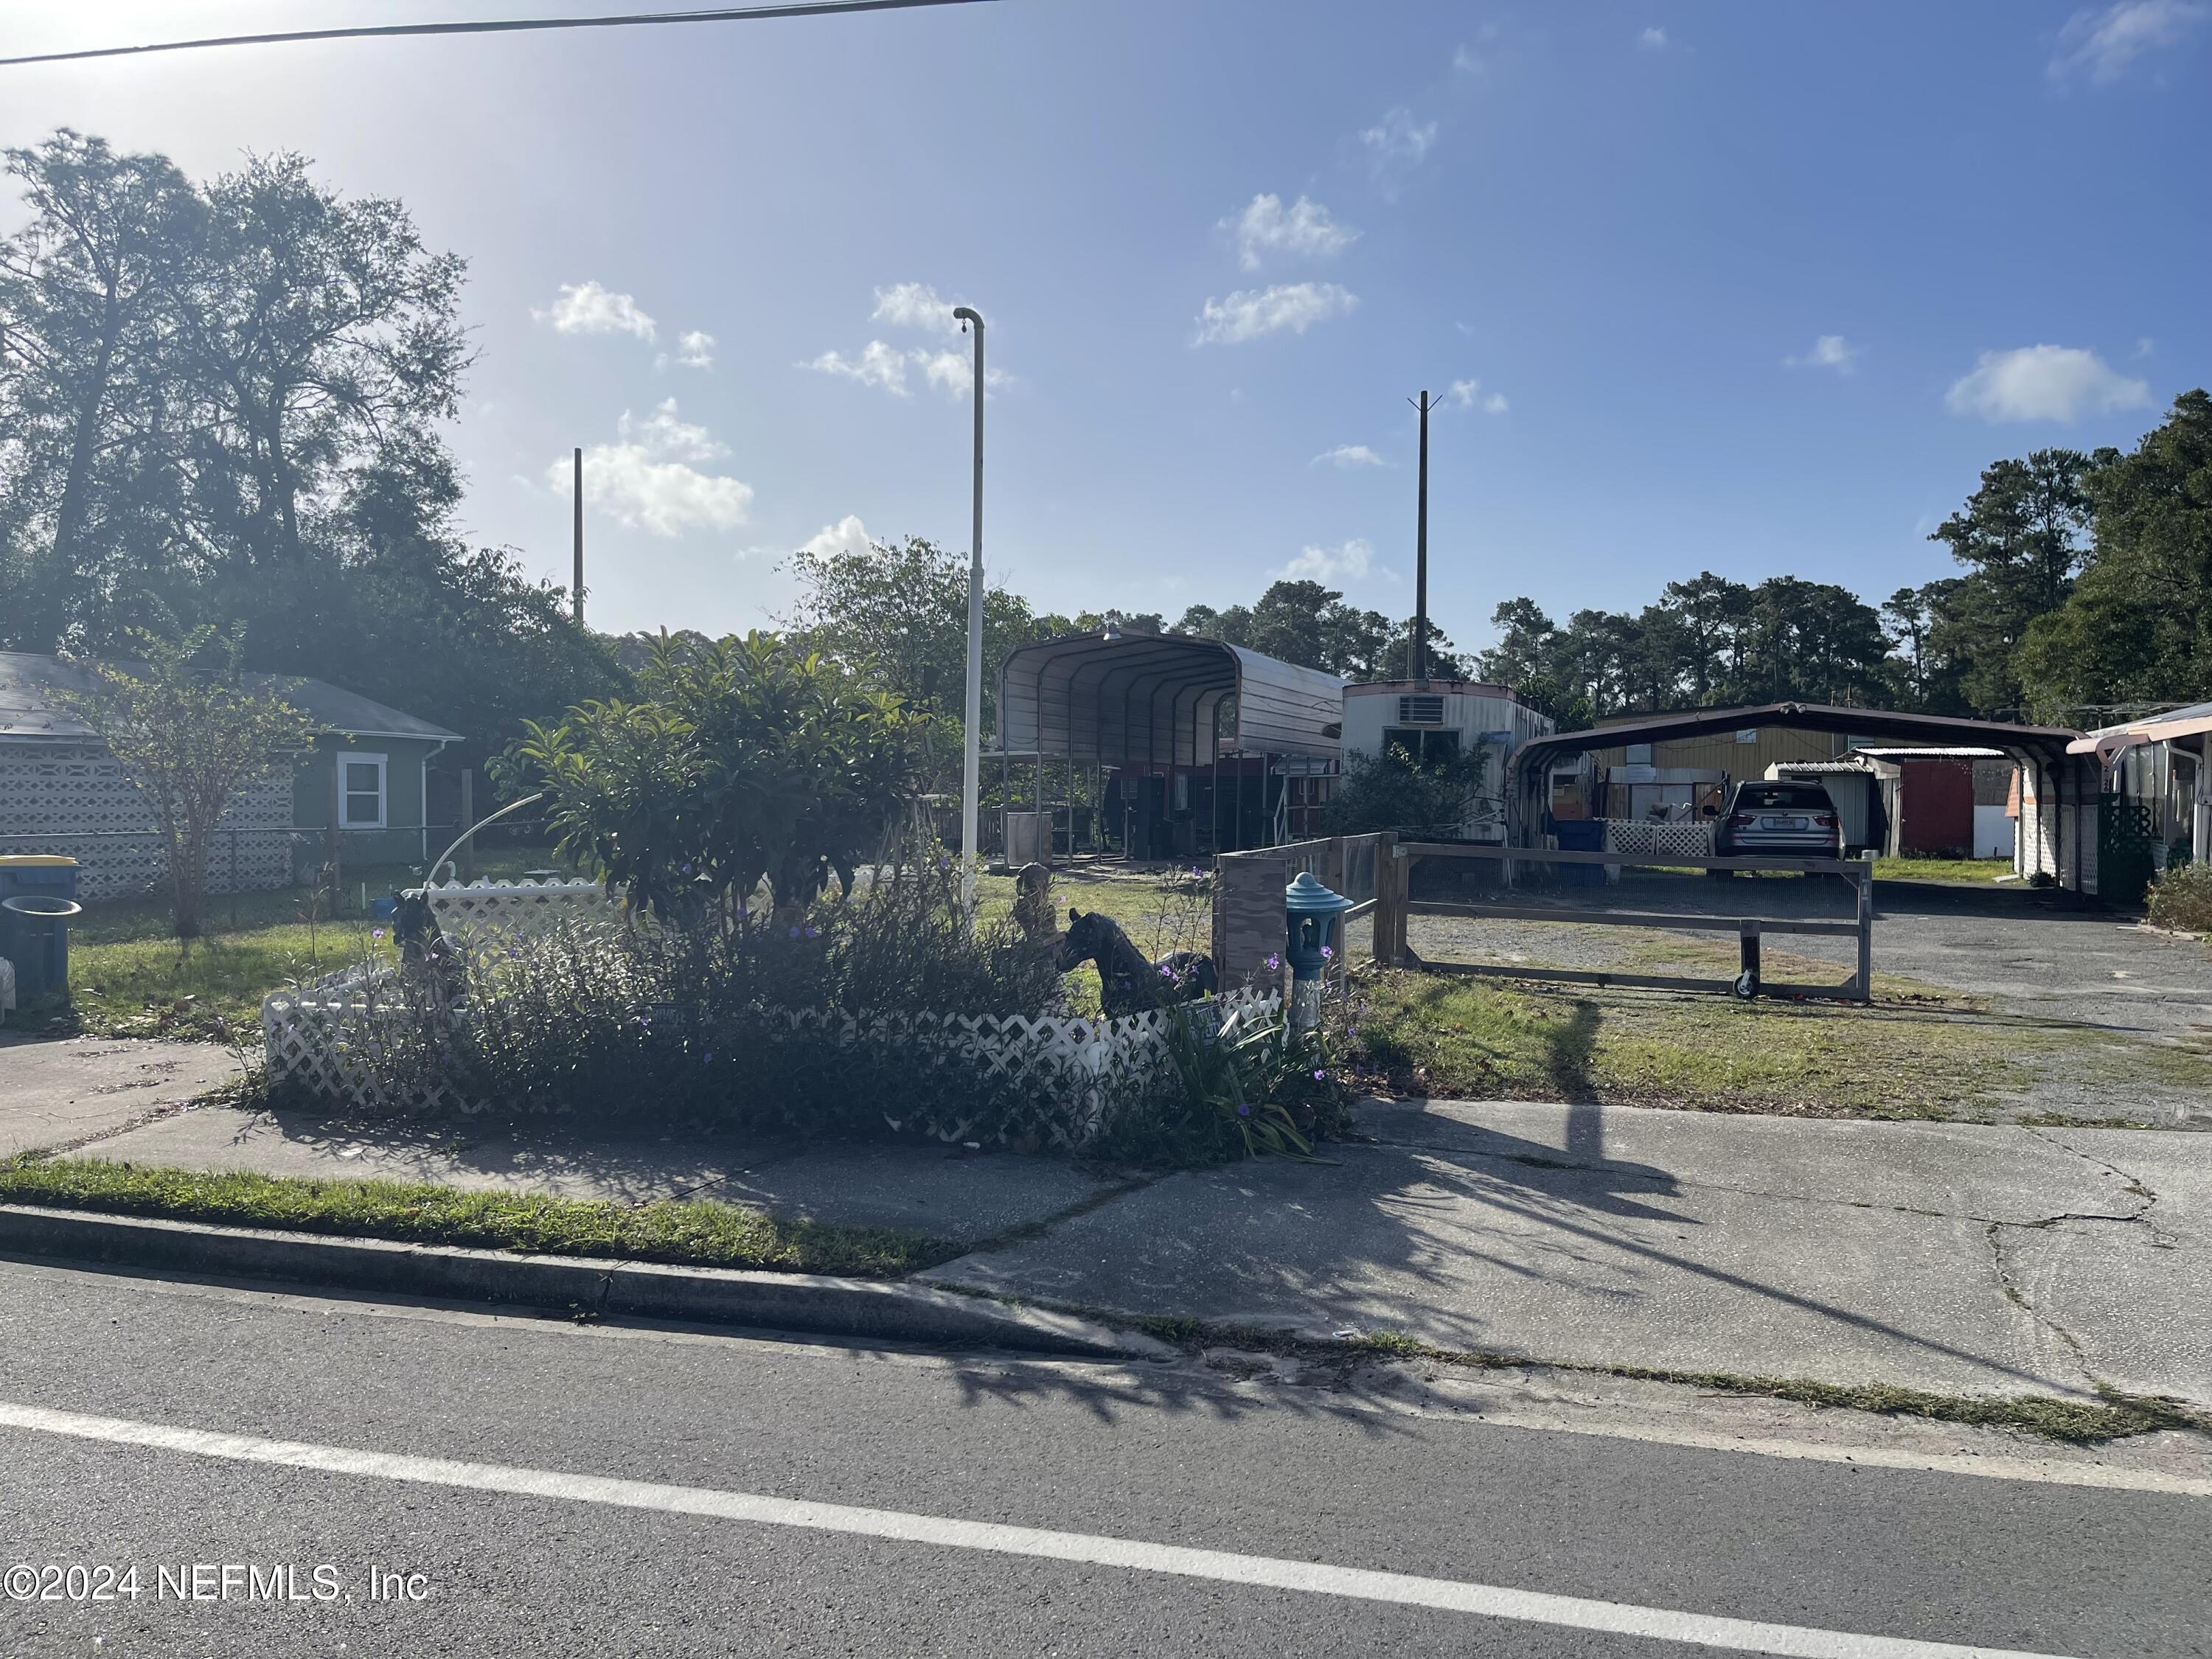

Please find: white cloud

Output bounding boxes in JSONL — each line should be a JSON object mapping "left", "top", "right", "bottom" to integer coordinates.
{"left": 804, "top": 340, "right": 998, "bottom": 398}
{"left": 1312, "top": 444, "right": 1387, "bottom": 469}
{"left": 915, "top": 348, "right": 1006, "bottom": 397}
{"left": 1639, "top": 25, "right": 1670, "bottom": 48}
{"left": 1359, "top": 108, "right": 1439, "bottom": 169}
{"left": 1276, "top": 538, "right": 1388, "bottom": 585}
{"left": 1786, "top": 333, "right": 1861, "bottom": 372}
{"left": 804, "top": 340, "right": 914, "bottom": 397}
{"left": 673, "top": 330, "right": 714, "bottom": 370}
{"left": 1453, "top": 23, "right": 1506, "bottom": 75}
{"left": 1944, "top": 344, "right": 2152, "bottom": 422}
{"left": 797, "top": 514, "right": 873, "bottom": 562}
{"left": 1444, "top": 379, "right": 1507, "bottom": 414}
{"left": 557, "top": 402, "right": 752, "bottom": 537}
{"left": 2049, "top": 0, "right": 2206, "bottom": 83}
{"left": 1193, "top": 282, "right": 1357, "bottom": 346}
{"left": 1222, "top": 193, "right": 1357, "bottom": 271}
{"left": 618, "top": 398, "right": 725, "bottom": 462}
{"left": 2135, "top": 335, "right": 2156, "bottom": 357}
{"left": 535, "top": 280, "right": 656, "bottom": 341}
{"left": 871, "top": 282, "right": 964, "bottom": 334}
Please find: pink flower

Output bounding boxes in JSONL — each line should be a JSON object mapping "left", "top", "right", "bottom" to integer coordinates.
{"left": 372, "top": 928, "right": 385, "bottom": 941}
{"left": 1321, "top": 945, "right": 1333, "bottom": 959}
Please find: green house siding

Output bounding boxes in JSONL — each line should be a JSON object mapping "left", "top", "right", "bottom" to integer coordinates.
{"left": 291, "top": 735, "right": 451, "bottom": 870}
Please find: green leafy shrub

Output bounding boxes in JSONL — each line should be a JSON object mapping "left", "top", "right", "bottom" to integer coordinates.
{"left": 1320, "top": 744, "right": 1491, "bottom": 839}
{"left": 2147, "top": 861, "right": 2212, "bottom": 933}
{"left": 333, "top": 847, "right": 1070, "bottom": 1138}
{"left": 1095, "top": 999, "right": 1352, "bottom": 1164}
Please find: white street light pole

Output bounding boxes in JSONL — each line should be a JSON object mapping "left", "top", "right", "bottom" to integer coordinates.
{"left": 952, "top": 305, "right": 985, "bottom": 926}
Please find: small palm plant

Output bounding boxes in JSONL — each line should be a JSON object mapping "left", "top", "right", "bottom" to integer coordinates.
{"left": 1161, "top": 999, "right": 1322, "bottom": 1160}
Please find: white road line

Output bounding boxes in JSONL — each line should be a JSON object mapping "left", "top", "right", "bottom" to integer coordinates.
{"left": 0, "top": 1398, "right": 2086, "bottom": 1659}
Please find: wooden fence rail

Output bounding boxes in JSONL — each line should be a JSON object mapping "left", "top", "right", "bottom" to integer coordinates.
{"left": 1371, "top": 841, "right": 1874, "bottom": 1003}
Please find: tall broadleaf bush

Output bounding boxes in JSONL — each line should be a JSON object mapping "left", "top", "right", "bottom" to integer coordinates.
{"left": 342, "top": 849, "right": 1074, "bottom": 1136}
{"left": 506, "top": 630, "right": 926, "bottom": 921}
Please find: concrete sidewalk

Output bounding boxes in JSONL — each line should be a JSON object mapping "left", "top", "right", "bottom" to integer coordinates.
{"left": 0, "top": 1036, "right": 240, "bottom": 1158}
{"left": 13, "top": 1067, "right": 2207, "bottom": 1406}
{"left": 925, "top": 1100, "right": 2211, "bottom": 1407}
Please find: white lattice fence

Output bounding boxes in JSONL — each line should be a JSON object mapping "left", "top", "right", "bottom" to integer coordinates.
{"left": 1601, "top": 819, "right": 1717, "bottom": 859}
{"left": 406, "top": 878, "right": 624, "bottom": 945}
{"left": 0, "top": 743, "right": 293, "bottom": 900}
{"left": 261, "top": 968, "right": 1279, "bottom": 1146}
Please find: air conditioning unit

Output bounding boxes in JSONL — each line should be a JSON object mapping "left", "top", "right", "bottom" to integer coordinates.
{"left": 1397, "top": 695, "right": 1445, "bottom": 725}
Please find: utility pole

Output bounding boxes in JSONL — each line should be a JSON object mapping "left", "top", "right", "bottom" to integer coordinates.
{"left": 1408, "top": 389, "right": 1438, "bottom": 686}
{"left": 951, "top": 306, "right": 986, "bottom": 927}
{"left": 571, "top": 447, "right": 585, "bottom": 625}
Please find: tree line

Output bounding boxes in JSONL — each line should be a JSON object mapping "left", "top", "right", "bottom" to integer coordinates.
{"left": 773, "top": 382, "right": 2208, "bottom": 759}
{"left": 1471, "top": 394, "right": 2208, "bottom": 728}
{"left": 0, "top": 129, "right": 622, "bottom": 751}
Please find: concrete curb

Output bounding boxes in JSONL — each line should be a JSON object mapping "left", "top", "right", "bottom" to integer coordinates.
{"left": 0, "top": 1205, "right": 1172, "bottom": 1362}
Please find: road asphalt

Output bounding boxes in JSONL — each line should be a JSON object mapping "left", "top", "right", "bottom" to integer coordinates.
{"left": 0, "top": 1256, "right": 2205, "bottom": 1657}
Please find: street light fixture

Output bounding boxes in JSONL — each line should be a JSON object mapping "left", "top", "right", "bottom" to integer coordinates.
{"left": 952, "top": 305, "right": 984, "bottom": 925}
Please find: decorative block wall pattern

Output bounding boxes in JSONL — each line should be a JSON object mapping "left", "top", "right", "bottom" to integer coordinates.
{"left": 0, "top": 742, "right": 294, "bottom": 901}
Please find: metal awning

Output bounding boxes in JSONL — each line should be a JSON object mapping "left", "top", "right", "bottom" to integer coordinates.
{"left": 1517, "top": 701, "right": 2082, "bottom": 779}
{"left": 996, "top": 631, "right": 1346, "bottom": 765}
{"left": 2072, "top": 700, "right": 2212, "bottom": 753}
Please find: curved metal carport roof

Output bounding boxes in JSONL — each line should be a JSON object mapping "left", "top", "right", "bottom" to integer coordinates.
{"left": 1513, "top": 701, "right": 2083, "bottom": 781}
{"left": 997, "top": 631, "right": 1346, "bottom": 765}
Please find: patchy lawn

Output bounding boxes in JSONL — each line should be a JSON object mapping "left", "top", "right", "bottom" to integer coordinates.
{"left": 975, "top": 861, "right": 1214, "bottom": 1017}
{"left": 1874, "top": 858, "right": 2014, "bottom": 885}
{"left": 1346, "top": 968, "right": 2051, "bottom": 1120}
{"left": 0, "top": 1157, "right": 955, "bottom": 1278}
{"left": 57, "top": 852, "right": 563, "bottom": 1043}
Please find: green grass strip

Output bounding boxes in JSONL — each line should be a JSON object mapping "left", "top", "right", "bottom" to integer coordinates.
{"left": 1117, "top": 1315, "right": 2207, "bottom": 1445}
{"left": 0, "top": 1158, "right": 959, "bottom": 1280}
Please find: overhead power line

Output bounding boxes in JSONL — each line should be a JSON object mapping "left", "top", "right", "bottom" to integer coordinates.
{"left": 0, "top": 0, "right": 992, "bottom": 69}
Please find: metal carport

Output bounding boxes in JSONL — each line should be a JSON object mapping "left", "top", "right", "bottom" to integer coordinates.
{"left": 995, "top": 630, "right": 1346, "bottom": 857}
{"left": 1508, "top": 701, "right": 2101, "bottom": 891}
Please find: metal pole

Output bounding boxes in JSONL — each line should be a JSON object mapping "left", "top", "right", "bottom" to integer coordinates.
{"left": 571, "top": 447, "right": 584, "bottom": 625}
{"left": 1412, "top": 389, "right": 1431, "bottom": 686}
{"left": 953, "top": 306, "right": 985, "bottom": 925}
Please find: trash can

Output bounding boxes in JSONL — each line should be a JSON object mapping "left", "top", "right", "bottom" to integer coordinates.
{"left": 1554, "top": 819, "right": 1607, "bottom": 886}
{"left": 0, "top": 855, "right": 82, "bottom": 1006}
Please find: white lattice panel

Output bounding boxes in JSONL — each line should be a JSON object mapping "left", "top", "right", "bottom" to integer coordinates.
{"left": 262, "top": 967, "right": 1279, "bottom": 1147}
{"left": 1601, "top": 819, "right": 1717, "bottom": 859}
{"left": 0, "top": 742, "right": 293, "bottom": 900}
{"left": 406, "top": 878, "right": 624, "bottom": 945}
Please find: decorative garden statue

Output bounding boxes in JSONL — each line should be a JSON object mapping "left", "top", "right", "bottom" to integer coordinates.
{"left": 1012, "top": 862, "right": 1056, "bottom": 943}
{"left": 1057, "top": 907, "right": 1217, "bottom": 1017}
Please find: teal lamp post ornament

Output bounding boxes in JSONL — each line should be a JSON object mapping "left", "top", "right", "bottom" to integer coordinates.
{"left": 1283, "top": 870, "right": 1354, "bottom": 1034}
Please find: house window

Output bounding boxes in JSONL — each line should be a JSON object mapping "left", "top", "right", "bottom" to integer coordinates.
{"left": 338, "top": 752, "right": 388, "bottom": 830}
{"left": 1625, "top": 742, "right": 1653, "bottom": 765}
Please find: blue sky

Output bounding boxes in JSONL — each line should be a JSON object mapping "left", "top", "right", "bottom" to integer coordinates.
{"left": 5, "top": 1, "right": 2208, "bottom": 650}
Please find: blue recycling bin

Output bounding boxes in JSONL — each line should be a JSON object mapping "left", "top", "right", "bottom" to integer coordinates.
{"left": 0, "top": 856, "right": 83, "bottom": 1006}
{"left": 1554, "top": 819, "right": 1607, "bottom": 886}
